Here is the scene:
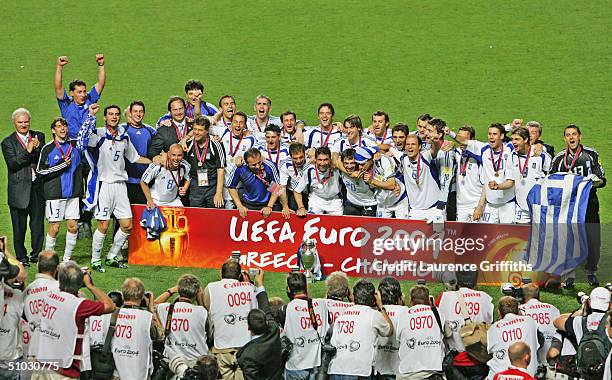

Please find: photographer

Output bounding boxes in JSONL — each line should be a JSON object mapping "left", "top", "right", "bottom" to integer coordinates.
{"left": 518, "top": 283, "right": 560, "bottom": 366}
{"left": 23, "top": 250, "right": 60, "bottom": 359}
{"left": 487, "top": 296, "right": 540, "bottom": 380}
{"left": 100, "top": 278, "right": 163, "bottom": 380}
{"left": 155, "top": 274, "right": 210, "bottom": 362}
{"left": 0, "top": 236, "right": 27, "bottom": 322}
{"left": 280, "top": 272, "right": 328, "bottom": 379}
{"left": 375, "top": 277, "right": 407, "bottom": 379}
{"left": 32, "top": 261, "right": 115, "bottom": 379}
{"left": 204, "top": 259, "right": 258, "bottom": 380}
{"left": 436, "top": 272, "right": 493, "bottom": 379}
{"left": 236, "top": 269, "right": 283, "bottom": 380}
{"left": 493, "top": 342, "right": 536, "bottom": 380}
{"left": 0, "top": 254, "right": 26, "bottom": 379}
{"left": 324, "top": 271, "right": 353, "bottom": 325}
{"left": 170, "top": 354, "right": 221, "bottom": 380}
{"left": 328, "top": 279, "right": 393, "bottom": 379}
{"left": 396, "top": 285, "right": 445, "bottom": 380}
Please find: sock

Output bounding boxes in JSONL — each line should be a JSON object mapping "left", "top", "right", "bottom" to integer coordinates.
{"left": 64, "top": 231, "right": 77, "bottom": 261}
{"left": 92, "top": 229, "right": 106, "bottom": 264}
{"left": 45, "top": 234, "right": 56, "bottom": 251}
{"left": 107, "top": 229, "right": 130, "bottom": 260}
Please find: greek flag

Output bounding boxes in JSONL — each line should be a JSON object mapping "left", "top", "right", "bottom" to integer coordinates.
{"left": 526, "top": 173, "right": 592, "bottom": 275}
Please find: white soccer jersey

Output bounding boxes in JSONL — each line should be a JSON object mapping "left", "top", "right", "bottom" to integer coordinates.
{"left": 397, "top": 305, "right": 446, "bottom": 374}
{"left": 341, "top": 172, "right": 377, "bottom": 207}
{"left": 280, "top": 130, "right": 299, "bottom": 144}
{"left": 454, "top": 148, "right": 483, "bottom": 211}
{"left": 207, "top": 279, "right": 258, "bottom": 349}
{"left": 325, "top": 299, "right": 353, "bottom": 325}
{"left": 437, "top": 289, "right": 494, "bottom": 352}
{"left": 247, "top": 115, "right": 282, "bottom": 142}
{"left": 23, "top": 275, "right": 59, "bottom": 358}
{"left": 303, "top": 126, "right": 343, "bottom": 149}
{"left": 141, "top": 161, "right": 191, "bottom": 205}
{"left": 375, "top": 304, "right": 407, "bottom": 375}
{"left": 0, "top": 284, "right": 24, "bottom": 361}
{"left": 37, "top": 290, "right": 85, "bottom": 368}
{"left": 509, "top": 147, "right": 551, "bottom": 212}
{"left": 211, "top": 118, "right": 232, "bottom": 137}
{"left": 294, "top": 166, "right": 342, "bottom": 201}
{"left": 101, "top": 308, "right": 153, "bottom": 380}
{"left": 255, "top": 142, "right": 290, "bottom": 168}
{"left": 328, "top": 305, "right": 390, "bottom": 377}
{"left": 365, "top": 128, "right": 393, "bottom": 145}
{"left": 157, "top": 302, "right": 209, "bottom": 360}
{"left": 487, "top": 313, "right": 539, "bottom": 379}
{"left": 519, "top": 299, "right": 560, "bottom": 364}
{"left": 220, "top": 131, "right": 257, "bottom": 188}
{"left": 283, "top": 298, "right": 328, "bottom": 371}
{"left": 85, "top": 125, "right": 141, "bottom": 183}
{"left": 466, "top": 141, "right": 514, "bottom": 205}
{"left": 279, "top": 160, "right": 311, "bottom": 192}
{"left": 372, "top": 155, "right": 406, "bottom": 210}
{"left": 392, "top": 148, "right": 441, "bottom": 210}
{"left": 330, "top": 135, "right": 376, "bottom": 153}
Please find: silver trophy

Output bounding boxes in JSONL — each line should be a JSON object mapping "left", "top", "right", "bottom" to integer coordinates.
{"left": 300, "top": 238, "right": 318, "bottom": 283}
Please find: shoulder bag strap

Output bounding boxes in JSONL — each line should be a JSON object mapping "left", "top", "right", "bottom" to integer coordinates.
{"left": 103, "top": 309, "right": 120, "bottom": 353}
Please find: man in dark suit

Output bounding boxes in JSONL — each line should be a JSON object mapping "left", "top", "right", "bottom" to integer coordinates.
{"left": 148, "top": 96, "right": 191, "bottom": 159}
{"left": 1, "top": 108, "right": 46, "bottom": 265}
{"left": 236, "top": 269, "right": 283, "bottom": 380}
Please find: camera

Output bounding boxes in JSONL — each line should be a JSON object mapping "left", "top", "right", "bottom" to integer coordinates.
{"left": 108, "top": 290, "right": 124, "bottom": 307}
{"left": 501, "top": 282, "right": 524, "bottom": 302}
{"left": 576, "top": 291, "right": 589, "bottom": 304}
{"left": 316, "top": 342, "right": 337, "bottom": 380}
{"left": 605, "top": 283, "right": 612, "bottom": 292}
{"left": 169, "top": 356, "right": 202, "bottom": 380}
{"left": 141, "top": 291, "right": 153, "bottom": 308}
{"left": 230, "top": 251, "right": 241, "bottom": 261}
{"left": 151, "top": 350, "right": 171, "bottom": 380}
{"left": 248, "top": 268, "right": 259, "bottom": 277}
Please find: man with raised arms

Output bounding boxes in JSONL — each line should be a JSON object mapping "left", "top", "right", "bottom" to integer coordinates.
{"left": 156, "top": 80, "right": 219, "bottom": 128}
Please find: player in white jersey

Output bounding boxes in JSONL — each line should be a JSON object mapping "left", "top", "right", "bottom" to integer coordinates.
{"left": 293, "top": 146, "right": 343, "bottom": 216}
{"left": 391, "top": 134, "right": 444, "bottom": 222}
{"left": 0, "top": 281, "right": 24, "bottom": 375}
{"left": 279, "top": 143, "right": 312, "bottom": 211}
{"left": 155, "top": 274, "right": 209, "bottom": 361}
{"left": 444, "top": 126, "right": 484, "bottom": 222}
{"left": 324, "top": 271, "right": 353, "bottom": 325}
{"left": 365, "top": 110, "right": 393, "bottom": 144}
{"left": 22, "top": 250, "right": 60, "bottom": 359}
{"left": 141, "top": 144, "right": 191, "bottom": 207}
{"left": 279, "top": 110, "right": 304, "bottom": 144}
{"left": 330, "top": 114, "right": 376, "bottom": 157}
{"left": 328, "top": 279, "right": 393, "bottom": 378}
{"left": 375, "top": 277, "right": 408, "bottom": 378}
{"left": 302, "top": 103, "right": 343, "bottom": 151}
{"left": 507, "top": 127, "right": 551, "bottom": 223}
{"left": 281, "top": 272, "right": 329, "bottom": 378}
{"left": 255, "top": 124, "right": 290, "bottom": 169}
{"left": 246, "top": 95, "right": 281, "bottom": 142}
{"left": 487, "top": 296, "right": 540, "bottom": 379}
{"left": 220, "top": 112, "right": 257, "bottom": 209}
{"left": 210, "top": 95, "right": 236, "bottom": 136}
{"left": 203, "top": 259, "right": 259, "bottom": 379}
{"left": 449, "top": 123, "right": 516, "bottom": 223}
{"left": 518, "top": 284, "right": 560, "bottom": 366}
{"left": 396, "top": 285, "right": 446, "bottom": 379}
{"left": 78, "top": 104, "right": 152, "bottom": 272}
{"left": 337, "top": 148, "right": 377, "bottom": 216}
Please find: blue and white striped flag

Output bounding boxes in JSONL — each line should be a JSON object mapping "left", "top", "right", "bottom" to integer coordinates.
{"left": 526, "top": 173, "right": 592, "bottom": 275}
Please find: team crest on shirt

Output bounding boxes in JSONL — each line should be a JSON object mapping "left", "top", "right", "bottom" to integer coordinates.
{"left": 495, "top": 349, "right": 506, "bottom": 360}
{"left": 406, "top": 338, "right": 416, "bottom": 349}
{"left": 294, "top": 336, "right": 305, "bottom": 348}
{"left": 349, "top": 340, "right": 361, "bottom": 352}
{"left": 224, "top": 314, "right": 236, "bottom": 325}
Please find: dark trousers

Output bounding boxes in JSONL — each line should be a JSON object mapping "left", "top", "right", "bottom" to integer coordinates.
{"left": 80, "top": 162, "right": 93, "bottom": 224}
{"left": 585, "top": 196, "right": 600, "bottom": 273}
{"left": 343, "top": 201, "right": 377, "bottom": 217}
{"left": 189, "top": 181, "right": 220, "bottom": 208}
{"left": 9, "top": 188, "right": 45, "bottom": 261}
{"left": 446, "top": 191, "right": 457, "bottom": 221}
{"left": 242, "top": 197, "right": 281, "bottom": 211}
{"left": 127, "top": 182, "right": 147, "bottom": 205}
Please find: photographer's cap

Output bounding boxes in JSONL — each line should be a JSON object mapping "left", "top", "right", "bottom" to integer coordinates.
{"left": 589, "top": 287, "right": 611, "bottom": 311}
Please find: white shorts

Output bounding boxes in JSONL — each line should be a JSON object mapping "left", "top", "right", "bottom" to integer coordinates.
{"left": 157, "top": 198, "right": 183, "bottom": 207}
{"left": 45, "top": 198, "right": 80, "bottom": 222}
{"left": 481, "top": 202, "right": 515, "bottom": 224}
{"left": 409, "top": 208, "right": 445, "bottom": 223}
{"left": 457, "top": 206, "right": 478, "bottom": 222}
{"left": 308, "top": 194, "right": 343, "bottom": 215}
{"left": 378, "top": 198, "right": 410, "bottom": 219}
{"left": 515, "top": 207, "right": 531, "bottom": 224}
{"left": 94, "top": 182, "right": 132, "bottom": 220}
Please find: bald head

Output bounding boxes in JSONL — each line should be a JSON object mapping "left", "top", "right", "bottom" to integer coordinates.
{"left": 38, "top": 250, "right": 59, "bottom": 275}
{"left": 508, "top": 341, "right": 531, "bottom": 369}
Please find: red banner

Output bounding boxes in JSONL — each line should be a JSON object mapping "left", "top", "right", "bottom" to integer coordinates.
{"left": 129, "top": 205, "right": 543, "bottom": 284}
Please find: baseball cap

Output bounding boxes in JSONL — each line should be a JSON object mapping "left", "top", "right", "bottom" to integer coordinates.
{"left": 589, "top": 287, "right": 611, "bottom": 311}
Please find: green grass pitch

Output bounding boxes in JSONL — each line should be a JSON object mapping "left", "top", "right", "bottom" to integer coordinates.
{"left": 0, "top": 0, "right": 609, "bottom": 313}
